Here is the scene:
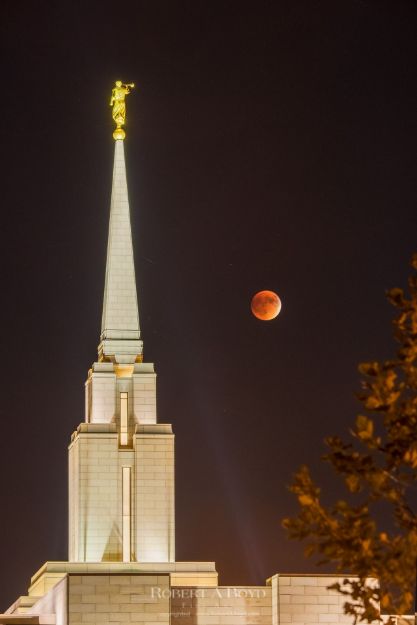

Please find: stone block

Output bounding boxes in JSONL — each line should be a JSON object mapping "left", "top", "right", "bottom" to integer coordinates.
{"left": 303, "top": 604, "right": 329, "bottom": 615}
{"left": 291, "top": 595, "right": 318, "bottom": 604}
{"left": 319, "top": 614, "right": 340, "bottom": 622}
{"left": 69, "top": 603, "right": 95, "bottom": 613}
{"left": 291, "top": 578, "right": 318, "bottom": 586}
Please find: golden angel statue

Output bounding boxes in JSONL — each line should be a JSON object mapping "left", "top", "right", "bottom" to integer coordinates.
{"left": 110, "top": 81, "right": 134, "bottom": 139}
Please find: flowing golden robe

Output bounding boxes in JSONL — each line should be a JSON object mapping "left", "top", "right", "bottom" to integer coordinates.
{"left": 110, "top": 83, "right": 133, "bottom": 127}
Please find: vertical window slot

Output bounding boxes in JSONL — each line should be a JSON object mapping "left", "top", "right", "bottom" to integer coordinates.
{"left": 122, "top": 466, "right": 131, "bottom": 562}
{"left": 120, "top": 392, "right": 128, "bottom": 446}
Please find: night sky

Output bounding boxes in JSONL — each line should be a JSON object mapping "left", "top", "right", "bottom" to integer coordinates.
{"left": 1, "top": 0, "right": 417, "bottom": 611}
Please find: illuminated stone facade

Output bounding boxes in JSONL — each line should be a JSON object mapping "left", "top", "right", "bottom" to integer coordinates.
{"left": 1, "top": 566, "right": 377, "bottom": 625}
{"left": 0, "top": 132, "right": 389, "bottom": 625}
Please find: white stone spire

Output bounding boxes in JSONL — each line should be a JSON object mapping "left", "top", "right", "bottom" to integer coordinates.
{"left": 73, "top": 128, "right": 175, "bottom": 564}
{"left": 98, "top": 138, "right": 143, "bottom": 364}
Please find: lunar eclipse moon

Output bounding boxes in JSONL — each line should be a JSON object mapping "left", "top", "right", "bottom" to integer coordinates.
{"left": 251, "top": 290, "right": 281, "bottom": 321}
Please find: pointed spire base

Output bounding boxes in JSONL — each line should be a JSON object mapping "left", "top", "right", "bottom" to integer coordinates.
{"left": 98, "top": 336, "right": 143, "bottom": 364}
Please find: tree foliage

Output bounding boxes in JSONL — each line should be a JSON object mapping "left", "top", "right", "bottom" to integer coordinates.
{"left": 283, "top": 254, "right": 417, "bottom": 623}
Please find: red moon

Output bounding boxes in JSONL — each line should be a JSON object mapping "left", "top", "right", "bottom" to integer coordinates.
{"left": 251, "top": 290, "right": 281, "bottom": 320}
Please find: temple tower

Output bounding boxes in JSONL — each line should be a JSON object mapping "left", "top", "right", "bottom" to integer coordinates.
{"left": 68, "top": 92, "right": 175, "bottom": 563}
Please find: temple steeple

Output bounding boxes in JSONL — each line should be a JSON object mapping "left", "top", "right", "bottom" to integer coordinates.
{"left": 99, "top": 138, "right": 143, "bottom": 364}
{"left": 68, "top": 83, "right": 175, "bottom": 564}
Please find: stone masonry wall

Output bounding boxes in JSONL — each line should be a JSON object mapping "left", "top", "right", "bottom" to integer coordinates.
{"left": 171, "top": 586, "right": 272, "bottom": 625}
{"left": 68, "top": 574, "right": 170, "bottom": 625}
{"left": 271, "top": 575, "right": 362, "bottom": 625}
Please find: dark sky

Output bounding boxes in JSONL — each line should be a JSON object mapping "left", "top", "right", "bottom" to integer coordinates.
{"left": 0, "top": 0, "right": 417, "bottom": 611}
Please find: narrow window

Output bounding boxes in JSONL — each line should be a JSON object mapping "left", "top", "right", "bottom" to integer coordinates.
{"left": 120, "top": 392, "right": 128, "bottom": 446}
{"left": 122, "top": 466, "right": 131, "bottom": 562}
